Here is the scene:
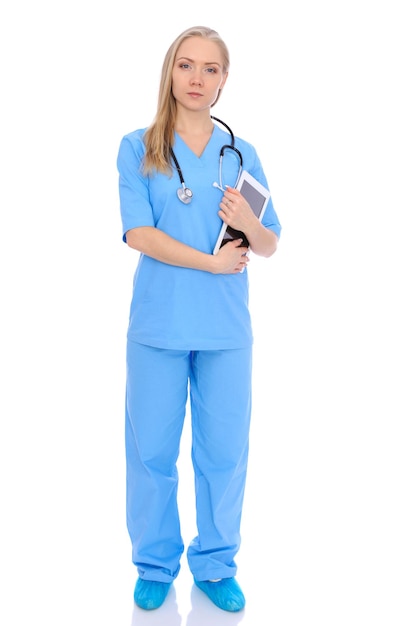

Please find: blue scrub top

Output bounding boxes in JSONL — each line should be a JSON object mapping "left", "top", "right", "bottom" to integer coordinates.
{"left": 117, "top": 124, "right": 281, "bottom": 350}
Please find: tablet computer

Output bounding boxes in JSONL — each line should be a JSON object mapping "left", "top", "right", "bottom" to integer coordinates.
{"left": 213, "top": 170, "right": 271, "bottom": 254}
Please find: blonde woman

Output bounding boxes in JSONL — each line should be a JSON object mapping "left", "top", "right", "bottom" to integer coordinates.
{"left": 117, "top": 25, "right": 281, "bottom": 612}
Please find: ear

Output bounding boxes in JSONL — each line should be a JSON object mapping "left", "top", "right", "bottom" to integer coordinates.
{"left": 220, "top": 71, "right": 229, "bottom": 90}
{"left": 212, "top": 72, "right": 229, "bottom": 106}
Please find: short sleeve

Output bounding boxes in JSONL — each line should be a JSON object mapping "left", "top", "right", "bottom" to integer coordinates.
{"left": 117, "top": 132, "right": 155, "bottom": 242}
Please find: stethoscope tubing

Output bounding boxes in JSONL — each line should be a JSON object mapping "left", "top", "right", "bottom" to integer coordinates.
{"left": 171, "top": 117, "right": 243, "bottom": 204}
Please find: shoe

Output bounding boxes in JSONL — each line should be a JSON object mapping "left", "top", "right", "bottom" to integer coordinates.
{"left": 133, "top": 577, "right": 172, "bottom": 610}
{"left": 193, "top": 577, "right": 246, "bottom": 612}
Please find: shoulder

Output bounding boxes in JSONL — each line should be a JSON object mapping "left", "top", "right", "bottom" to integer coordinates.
{"left": 234, "top": 135, "right": 260, "bottom": 170}
{"left": 213, "top": 123, "right": 258, "bottom": 162}
{"left": 234, "top": 135, "right": 257, "bottom": 154}
{"left": 117, "top": 128, "right": 148, "bottom": 166}
{"left": 119, "top": 127, "right": 147, "bottom": 150}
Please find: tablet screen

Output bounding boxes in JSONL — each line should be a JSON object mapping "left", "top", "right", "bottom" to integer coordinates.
{"left": 213, "top": 170, "right": 270, "bottom": 254}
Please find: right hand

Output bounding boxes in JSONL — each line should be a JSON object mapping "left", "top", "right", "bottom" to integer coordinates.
{"left": 212, "top": 239, "right": 250, "bottom": 274}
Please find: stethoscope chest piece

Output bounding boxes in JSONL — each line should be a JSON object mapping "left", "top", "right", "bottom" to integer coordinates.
{"left": 177, "top": 184, "right": 193, "bottom": 205}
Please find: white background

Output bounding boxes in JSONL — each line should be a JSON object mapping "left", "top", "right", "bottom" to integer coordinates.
{"left": 0, "top": 1, "right": 416, "bottom": 625}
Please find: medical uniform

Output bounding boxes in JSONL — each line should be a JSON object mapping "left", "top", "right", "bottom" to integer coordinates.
{"left": 117, "top": 123, "right": 281, "bottom": 583}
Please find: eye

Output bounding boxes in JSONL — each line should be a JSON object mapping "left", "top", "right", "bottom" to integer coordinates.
{"left": 179, "top": 63, "right": 191, "bottom": 70}
{"left": 205, "top": 67, "right": 217, "bottom": 74}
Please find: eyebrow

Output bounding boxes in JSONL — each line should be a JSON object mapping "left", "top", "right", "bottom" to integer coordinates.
{"left": 176, "top": 56, "right": 221, "bottom": 67}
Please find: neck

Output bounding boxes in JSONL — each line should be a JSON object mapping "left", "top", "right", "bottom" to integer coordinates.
{"left": 175, "top": 110, "right": 214, "bottom": 136}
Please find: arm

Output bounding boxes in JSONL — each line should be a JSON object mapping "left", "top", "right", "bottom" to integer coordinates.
{"left": 118, "top": 135, "right": 249, "bottom": 274}
{"left": 218, "top": 186, "right": 279, "bottom": 257}
{"left": 125, "top": 226, "right": 250, "bottom": 275}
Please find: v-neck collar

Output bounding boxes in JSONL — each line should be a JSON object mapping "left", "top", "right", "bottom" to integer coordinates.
{"left": 174, "top": 124, "right": 220, "bottom": 160}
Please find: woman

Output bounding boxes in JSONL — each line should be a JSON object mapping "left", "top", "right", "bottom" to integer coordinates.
{"left": 117, "top": 25, "right": 281, "bottom": 612}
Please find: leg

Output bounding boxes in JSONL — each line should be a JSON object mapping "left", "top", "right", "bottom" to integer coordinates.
{"left": 126, "top": 340, "right": 190, "bottom": 583}
{"left": 187, "top": 347, "right": 252, "bottom": 581}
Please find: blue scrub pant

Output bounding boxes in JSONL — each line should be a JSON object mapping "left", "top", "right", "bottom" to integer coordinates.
{"left": 125, "top": 340, "right": 252, "bottom": 583}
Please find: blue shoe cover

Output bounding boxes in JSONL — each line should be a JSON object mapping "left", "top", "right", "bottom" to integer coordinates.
{"left": 133, "top": 578, "right": 172, "bottom": 610}
{"left": 194, "top": 577, "right": 245, "bottom": 612}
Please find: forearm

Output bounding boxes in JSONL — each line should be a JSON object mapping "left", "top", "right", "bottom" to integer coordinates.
{"left": 126, "top": 226, "right": 223, "bottom": 273}
{"left": 244, "top": 220, "right": 279, "bottom": 258}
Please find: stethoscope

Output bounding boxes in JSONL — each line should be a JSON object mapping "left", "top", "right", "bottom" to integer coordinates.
{"left": 170, "top": 116, "right": 243, "bottom": 205}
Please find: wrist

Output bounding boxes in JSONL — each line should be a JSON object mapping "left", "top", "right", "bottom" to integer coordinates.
{"left": 207, "top": 252, "right": 221, "bottom": 274}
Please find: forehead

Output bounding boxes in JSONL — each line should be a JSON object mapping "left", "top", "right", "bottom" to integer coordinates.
{"left": 175, "top": 36, "right": 223, "bottom": 64}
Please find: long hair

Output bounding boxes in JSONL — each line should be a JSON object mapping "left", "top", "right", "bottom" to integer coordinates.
{"left": 142, "top": 26, "right": 230, "bottom": 176}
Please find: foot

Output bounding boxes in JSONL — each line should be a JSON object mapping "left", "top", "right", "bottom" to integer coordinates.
{"left": 133, "top": 578, "right": 172, "bottom": 610}
{"left": 193, "top": 577, "right": 245, "bottom": 612}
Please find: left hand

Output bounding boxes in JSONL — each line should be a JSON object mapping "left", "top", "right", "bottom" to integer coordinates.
{"left": 218, "top": 186, "right": 258, "bottom": 235}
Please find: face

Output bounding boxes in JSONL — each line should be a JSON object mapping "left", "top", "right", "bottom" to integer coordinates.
{"left": 172, "top": 37, "right": 228, "bottom": 112}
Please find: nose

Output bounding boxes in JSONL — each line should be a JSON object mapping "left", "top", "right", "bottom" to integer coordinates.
{"left": 190, "top": 71, "right": 203, "bottom": 86}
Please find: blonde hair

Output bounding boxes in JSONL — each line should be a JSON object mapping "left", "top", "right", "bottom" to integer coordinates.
{"left": 142, "top": 26, "right": 230, "bottom": 176}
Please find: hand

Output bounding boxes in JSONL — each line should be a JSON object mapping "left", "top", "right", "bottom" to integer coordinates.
{"left": 218, "top": 187, "right": 257, "bottom": 234}
{"left": 212, "top": 239, "right": 250, "bottom": 274}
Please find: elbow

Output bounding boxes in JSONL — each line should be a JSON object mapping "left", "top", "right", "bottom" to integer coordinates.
{"left": 125, "top": 232, "right": 137, "bottom": 250}
{"left": 263, "top": 247, "right": 278, "bottom": 259}
{"left": 261, "top": 234, "right": 280, "bottom": 258}
{"left": 125, "top": 226, "right": 153, "bottom": 251}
